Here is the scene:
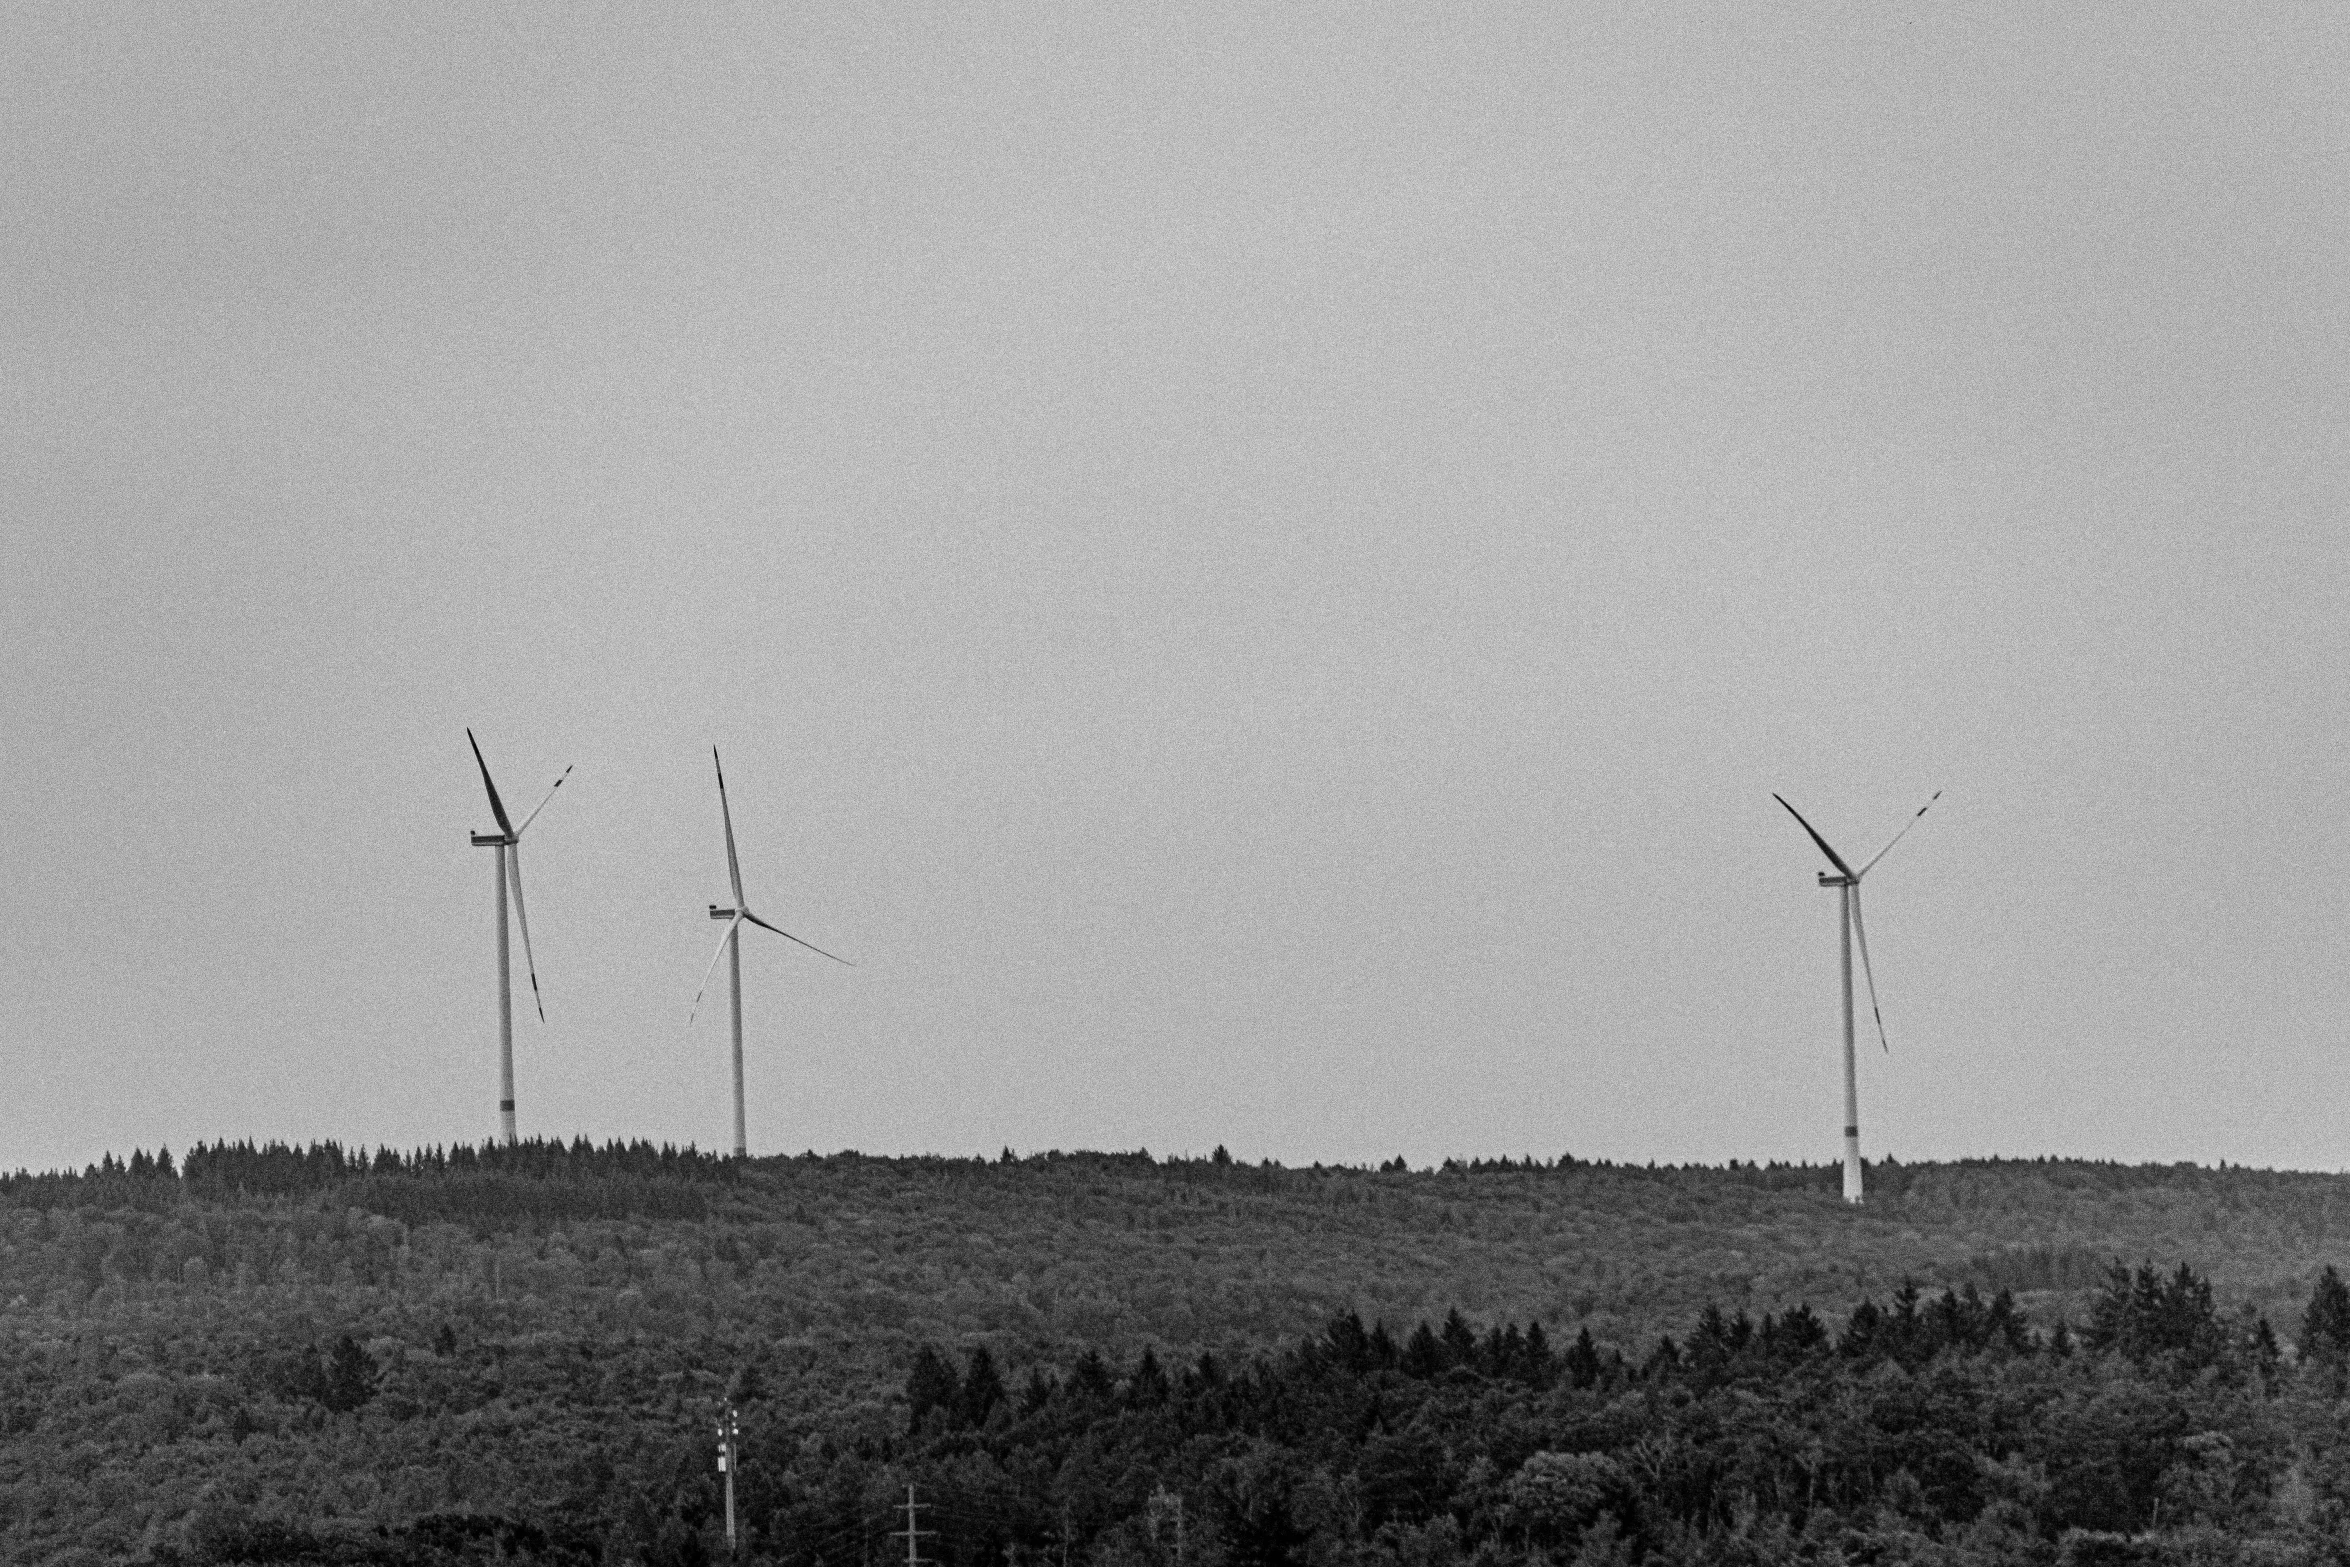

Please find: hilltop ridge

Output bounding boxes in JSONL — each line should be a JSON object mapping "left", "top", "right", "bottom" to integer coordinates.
{"left": 9, "top": 1141, "right": 2350, "bottom": 1354}
{"left": 10, "top": 1144, "right": 2350, "bottom": 1560}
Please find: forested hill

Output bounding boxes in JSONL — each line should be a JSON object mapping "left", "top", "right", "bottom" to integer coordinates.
{"left": 10, "top": 1144, "right": 2350, "bottom": 1363}
{"left": 10, "top": 1143, "right": 2350, "bottom": 1562}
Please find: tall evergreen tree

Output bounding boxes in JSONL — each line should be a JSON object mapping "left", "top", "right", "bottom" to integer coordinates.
{"left": 1400, "top": 1322, "right": 1446, "bottom": 1379}
{"left": 960, "top": 1346, "right": 1007, "bottom": 1425}
{"left": 2303, "top": 1265, "right": 2350, "bottom": 1359}
{"left": 2303, "top": 1265, "right": 2350, "bottom": 1392}
{"left": 323, "top": 1336, "right": 377, "bottom": 1413}
{"left": 905, "top": 1346, "right": 961, "bottom": 1431}
{"left": 1523, "top": 1321, "right": 1556, "bottom": 1387}
{"left": 1126, "top": 1345, "right": 1170, "bottom": 1407}
{"left": 1564, "top": 1326, "right": 1602, "bottom": 1389}
{"left": 1439, "top": 1307, "right": 1479, "bottom": 1367}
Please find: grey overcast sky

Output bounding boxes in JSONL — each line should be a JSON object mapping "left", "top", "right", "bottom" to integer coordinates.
{"left": 4, "top": 2, "right": 2345, "bottom": 1176}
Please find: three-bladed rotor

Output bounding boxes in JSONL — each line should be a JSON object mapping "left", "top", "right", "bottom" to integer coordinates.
{"left": 468, "top": 728, "right": 572, "bottom": 1023}
{"left": 690, "top": 746, "right": 852, "bottom": 1025}
{"left": 1773, "top": 791, "right": 1939, "bottom": 1051}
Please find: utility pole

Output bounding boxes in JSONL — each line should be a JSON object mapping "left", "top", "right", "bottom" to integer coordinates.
{"left": 715, "top": 1402, "right": 741, "bottom": 1555}
{"left": 893, "top": 1485, "right": 933, "bottom": 1567}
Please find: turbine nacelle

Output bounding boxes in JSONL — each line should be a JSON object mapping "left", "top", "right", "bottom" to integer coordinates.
{"left": 710, "top": 905, "right": 738, "bottom": 920}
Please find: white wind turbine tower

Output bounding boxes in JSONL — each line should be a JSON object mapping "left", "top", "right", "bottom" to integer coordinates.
{"left": 1773, "top": 790, "right": 1939, "bottom": 1205}
{"left": 690, "top": 747, "right": 852, "bottom": 1158}
{"left": 467, "top": 730, "right": 572, "bottom": 1146}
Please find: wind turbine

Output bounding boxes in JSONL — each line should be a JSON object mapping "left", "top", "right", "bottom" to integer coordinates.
{"left": 689, "top": 747, "right": 851, "bottom": 1158}
{"left": 1773, "top": 790, "right": 1939, "bottom": 1205}
{"left": 467, "top": 730, "right": 572, "bottom": 1146}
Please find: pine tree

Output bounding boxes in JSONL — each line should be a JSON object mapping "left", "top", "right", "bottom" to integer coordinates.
{"left": 2303, "top": 1266, "right": 2350, "bottom": 1358}
{"left": 2252, "top": 1314, "right": 2283, "bottom": 1395}
{"left": 905, "top": 1346, "right": 961, "bottom": 1431}
{"left": 1126, "top": 1346, "right": 1170, "bottom": 1407}
{"left": 1323, "top": 1311, "right": 1372, "bottom": 1372}
{"left": 2303, "top": 1266, "right": 2350, "bottom": 1391}
{"left": 1401, "top": 1322, "right": 1446, "bottom": 1379}
{"left": 1439, "top": 1308, "right": 1478, "bottom": 1368}
{"left": 960, "top": 1346, "right": 1007, "bottom": 1425}
{"left": 1069, "top": 1348, "right": 1116, "bottom": 1400}
{"left": 323, "top": 1336, "right": 377, "bottom": 1413}
{"left": 1523, "top": 1321, "right": 1556, "bottom": 1387}
{"left": 1564, "top": 1326, "right": 1602, "bottom": 1390}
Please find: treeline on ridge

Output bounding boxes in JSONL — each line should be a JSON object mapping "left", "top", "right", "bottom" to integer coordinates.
{"left": 3, "top": 1140, "right": 2318, "bottom": 1213}
{"left": 0, "top": 1138, "right": 736, "bottom": 1225}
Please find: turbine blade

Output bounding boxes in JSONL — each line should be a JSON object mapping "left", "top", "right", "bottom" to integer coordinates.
{"left": 1858, "top": 790, "right": 1942, "bottom": 877}
{"left": 689, "top": 913, "right": 746, "bottom": 1025}
{"left": 1772, "top": 794, "right": 1856, "bottom": 880}
{"left": 742, "top": 908, "right": 855, "bottom": 966}
{"left": 516, "top": 764, "right": 574, "bottom": 836}
{"left": 713, "top": 747, "right": 746, "bottom": 907}
{"left": 1850, "top": 884, "right": 1890, "bottom": 1053}
{"left": 506, "top": 845, "right": 546, "bottom": 1024}
{"left": 468, "top": 729, "right": 516, "bottom": 839}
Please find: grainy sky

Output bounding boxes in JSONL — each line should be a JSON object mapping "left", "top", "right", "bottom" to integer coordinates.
{"left": 5, "top": 2, "right": 2345, "bottom": 1175}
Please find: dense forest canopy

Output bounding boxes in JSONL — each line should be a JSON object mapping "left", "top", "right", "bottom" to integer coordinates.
{"left": 10, "top": 1144, "right": 2350, "bottom": 1564}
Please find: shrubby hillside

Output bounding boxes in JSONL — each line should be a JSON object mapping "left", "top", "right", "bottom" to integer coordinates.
{"left": 7, "top": 1142, "right": 2350, "bottom": 1563}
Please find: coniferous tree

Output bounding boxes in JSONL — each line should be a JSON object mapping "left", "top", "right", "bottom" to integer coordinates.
{"left": 1523, "top": 1320, "right": 1556, "bottom": 1387}
{"left": 1127, "top": 1345, "right": 1170, "bottom": 1407}
{"left": 2251, "top": 1313, "right": 2283, "bottom": 1394}
{"left": 1564, "top": 1326, "right": 1603, "bottom": 1390}
{"left": 323, "top": 1335, "right": 377, "bottom": 1413}
{"left": 1400, "top": 1321, "right": 1445, "bottom": 1379}
{"left": 1323, "top": 1311, "right": 1372, "bottom": 1372}
{"left": 1439, "top": 1307, "right": 1478, "bottom": 1367}
{"left": 1840, "top": 1298, "right": 1885, "bottom": 1360}
{"left": 1068, "top": 1348, "right": 1116, "bottom": 1400}
{"left": 2086, "top": 1261, "right": 2227, "bottom": 1378}
{"left": 2302, "top": 1264, "right": 2350, "bottom": 1387}
{"left": 905, "top": 1346, "right": 961, "bottom": 1431}
{"left": 961, "top": 1346, "right": 1007, "bottom": 1425}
